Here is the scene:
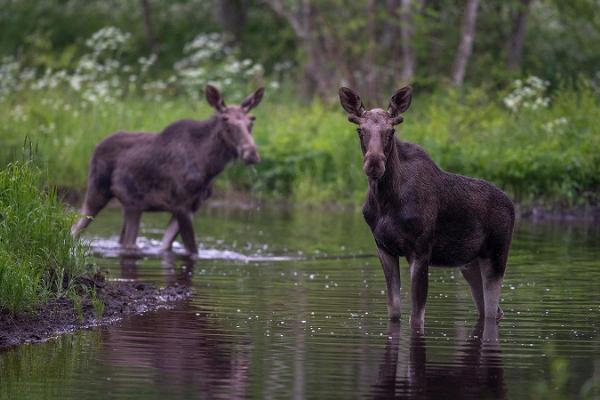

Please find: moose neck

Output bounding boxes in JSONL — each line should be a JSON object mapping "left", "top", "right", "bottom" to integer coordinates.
{"left": 368, "top": 138, "right": 403, "bottom": 202}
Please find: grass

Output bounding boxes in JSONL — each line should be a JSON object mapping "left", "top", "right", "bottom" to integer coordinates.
{"left": 0, "top": 85, "right": 598, "bottom": 207}
{"left": 0, "top": 162, "right": 88, "bottom": 314}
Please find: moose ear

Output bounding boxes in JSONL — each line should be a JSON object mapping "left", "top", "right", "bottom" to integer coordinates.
{"left": 241, "top": 87, "right": 264, "bottom": 112}
{"left": 206, "top": 84, "right": 226, "bottom": 112}
{"left": 388, "top": 86, "right": 412, "bottom": 120}
{"left": 339, "top": 87, "right": 365, "bottom": 123}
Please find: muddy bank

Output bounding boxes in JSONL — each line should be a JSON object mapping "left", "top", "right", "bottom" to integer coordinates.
{"left": 0, "top": 281, "right": 191, "bottom": 350}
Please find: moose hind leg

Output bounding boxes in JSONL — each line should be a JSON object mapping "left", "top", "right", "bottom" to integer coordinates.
{"left": 480, "top": 258, "right": 505, "bottom": 322}
{"left": 71, "top": 189, "right": 112, "bottom": 236}
{"left": 176, "top": 212, "right": 197, "bottom": 256}
{"left": 460, "top": 259, "right": 485, "bottom": 318}
{"left": 120, "top": 209, "right": 142, "bottom": 249}
{"left": 160, "top": 216, "right": 179, "bottom": 252}
{"left": 409, "top": 257, "right": 429, "bottom": 329}
{"left": 377, "top": 247, "right": 401, "bottom": 321}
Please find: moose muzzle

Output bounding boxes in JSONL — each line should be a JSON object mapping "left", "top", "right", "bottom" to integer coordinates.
{"left": 241, "top": 144, "right": 261, "bottom": 165}
{"left": 363, "top": 152, "right": 386, "bottom": 180}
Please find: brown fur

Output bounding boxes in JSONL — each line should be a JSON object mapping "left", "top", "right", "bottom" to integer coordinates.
{"left": 72, "top": 85, "right": 264, "bottom": 255}
{"left": 339, "top": 86, "right": 515, "bottom": 327}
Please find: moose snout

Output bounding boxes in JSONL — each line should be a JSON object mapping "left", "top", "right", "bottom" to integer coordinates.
{"left": 363, "top": 152, "right": 386, "bottom": 180}
{"left": 241, "top": 145, "right": 261, "bottom": 165}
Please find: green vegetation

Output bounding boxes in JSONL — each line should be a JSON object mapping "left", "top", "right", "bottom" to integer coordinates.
{"left": 1, "top": 83, "right": 598, "bottom": 206}
{"left": 0, "top": 162, "right": 88, "bottom": 314}
{"left": 0, "top": 1, "right": 598, "bottom": 207}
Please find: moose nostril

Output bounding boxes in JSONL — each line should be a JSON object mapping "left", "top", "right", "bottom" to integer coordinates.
{"left": 363, "top": 158, "right": 385, "bottom": 179}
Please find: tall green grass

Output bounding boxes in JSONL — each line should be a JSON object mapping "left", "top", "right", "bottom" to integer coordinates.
{"left": 0, "top": 162, "right": 88, "bottom": 314}
{"left": 0, "top": 86, "right": 598, "bottom": 206}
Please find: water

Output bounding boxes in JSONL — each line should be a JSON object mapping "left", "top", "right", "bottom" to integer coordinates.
{"left": 1, "top": 206, "right": 600, "bottom": 399}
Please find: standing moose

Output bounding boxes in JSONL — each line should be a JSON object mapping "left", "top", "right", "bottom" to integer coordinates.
{"left": 339, "top": 86, "right": 515, "bottom": 328}
{"left": 72, "top": 85, "right": 264, "bottom": 256}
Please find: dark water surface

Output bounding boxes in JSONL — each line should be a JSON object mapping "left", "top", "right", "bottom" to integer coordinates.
{"left": 1, "top": 206, "right": 600, "bottom": 399}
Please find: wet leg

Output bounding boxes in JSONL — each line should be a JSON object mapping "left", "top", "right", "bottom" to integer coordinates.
{"left": 377, "top": 247, "right": 401, "bottom": 321}
{"left": 120, "top": 209, "right": 141, "bottom": 249}
{"left": 176, "top": 212, "right": 197, "bottom": 256}
{"left": 480, "top": 258, "right": 505, "bottom": 322}
{"left": 461, "top": 259, "right": 485, "bottom": 318}
{"left": 409, "top": 257, "right": 429, "bottom": 329}
{"left": 161, "top": 215, "right": 179, "bottom": 251}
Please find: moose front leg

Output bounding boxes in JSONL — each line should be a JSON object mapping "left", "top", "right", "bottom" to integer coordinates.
{"left": 175, "top": 212, "right": 198, "bottom": 256}
{"left": 160, "top": 215, "right": 179, "bottom": 251}
{"left": 161, "top": 212, "right": 195, "bottom": 252}
{"left": 119, "top": 208, "right": 142, "bottom": 249}
{"left": 408, "top": 256, "right": 430, "bottom": 329}
{"left": 377, "top": 247, "right": 401, "bottom": 321}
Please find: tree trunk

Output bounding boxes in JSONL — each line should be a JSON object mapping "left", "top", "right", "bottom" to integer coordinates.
{"left": 265, "top": 0, "right": 332, "bottom": 100}
{"left": 140, "top": 0, "right": 158, "bottom": 56}
{"left": 400, "top": 0, "right": 415, "bottom": 83}
{"left": 506, "top": 0, "right": 532, "bottom": 71}
{"left": 214, "top": 0, "right": 247, "bottom": 45}
{"left": 451, "top": 0, "right": 480, "bottom": 86}
{"left": 365, "top": 0, "right": 378, "bottom": 100}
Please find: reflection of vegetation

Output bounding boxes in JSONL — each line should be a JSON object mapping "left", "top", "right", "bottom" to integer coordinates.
{"left": 0, "top": 162, "right": 88, "bottom": 314}
{"left": 0, "top": 332, "right": 101, "bottom": 399}
{"left": 532, "top": 344, "right": 600, "bottom": 400}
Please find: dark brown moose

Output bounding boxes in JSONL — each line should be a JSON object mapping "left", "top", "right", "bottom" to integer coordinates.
{"left": 72, "top": 85, "right": 264, "bottom": 255}
{"left": 339, "top": 86, "right": 515, "bottom": 328}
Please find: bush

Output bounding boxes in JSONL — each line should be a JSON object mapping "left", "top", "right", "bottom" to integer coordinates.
{"left": 0, "top": 162, "right": 88, "bottom": 314}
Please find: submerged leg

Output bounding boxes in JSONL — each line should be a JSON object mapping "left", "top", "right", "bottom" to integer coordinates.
{"left": 377, "top": 247, "right": 401, "bottom": 321}
{"left": 461, "top": 259, "right": 485, "bottom": 318}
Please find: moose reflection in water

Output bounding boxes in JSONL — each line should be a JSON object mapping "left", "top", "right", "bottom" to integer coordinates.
{"left": 102, "top": 254, "right": 247, "bottom": 397}
{"left": 372, "top": 321, "right": 505, "bottom": 399}
{"left": 98, "top": 303, "right": 249, "bottom": 399}
{"left": 72, "top": 85, "right": 265, "bottom": 256}
{"left": 118, "top": 252, "right": 194, "bottom": 287}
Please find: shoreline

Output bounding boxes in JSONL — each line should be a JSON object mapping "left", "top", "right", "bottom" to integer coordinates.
{"left": 0, "top": 281, "right": 191, "bottom": 350}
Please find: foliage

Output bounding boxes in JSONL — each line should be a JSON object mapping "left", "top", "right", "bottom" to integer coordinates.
{"left": 0, "top": 162, "right": 88, "bottom": 314}
{"left": 0, "top": 9, "right": 598, "bottom": 207}
{"left": 0, "top": 80, "right": 598, "bottom": 207}
{"left": 1, "top": 1, "right": 599, "bottom": 96}
{"left": 0, "top": 27, "right": 270, "bottom": 105}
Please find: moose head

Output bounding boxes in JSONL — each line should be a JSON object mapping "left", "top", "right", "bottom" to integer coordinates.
{"left": 206, "top": 85, "right": 264, "bottom": 165}
{"left": 339, "top": 86, "right": 412, "bottom": 180}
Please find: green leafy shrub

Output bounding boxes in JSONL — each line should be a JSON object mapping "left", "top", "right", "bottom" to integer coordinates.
{"left": 0, "top": 162, "right": 88, "bottom": 314}
{"left": 0, "top": 82, "right": 598, "bottom": 207}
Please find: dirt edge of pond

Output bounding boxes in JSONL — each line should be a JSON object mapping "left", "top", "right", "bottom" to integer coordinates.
{"left": 0, "top": 281, "right": 192, "bottom": 350}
